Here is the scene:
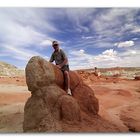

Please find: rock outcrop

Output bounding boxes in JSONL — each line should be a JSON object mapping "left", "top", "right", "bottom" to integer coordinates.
{"left": 23, "top": 56, "right": 118, "bottom": 132}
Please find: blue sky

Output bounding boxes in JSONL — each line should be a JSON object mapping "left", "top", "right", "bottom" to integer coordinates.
{"left": 0, "top": 8, "right": 140, "bottom": 70}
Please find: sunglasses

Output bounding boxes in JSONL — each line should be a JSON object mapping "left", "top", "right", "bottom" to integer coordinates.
{"left": 53, "top": 44, "right": 58, "bottom": 47}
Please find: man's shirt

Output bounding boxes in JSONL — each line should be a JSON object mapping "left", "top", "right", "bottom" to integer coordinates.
{"left": 49, "top": 49, "right": 68, "bottom": 65}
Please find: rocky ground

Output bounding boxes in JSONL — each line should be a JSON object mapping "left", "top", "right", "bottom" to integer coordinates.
{"left": 0, "top": 69, "right": 140, "bottom": 132}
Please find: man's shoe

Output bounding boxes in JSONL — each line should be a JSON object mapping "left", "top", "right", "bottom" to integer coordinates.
{"left": 67, "top": 88, "right": 72, "bottom": 96}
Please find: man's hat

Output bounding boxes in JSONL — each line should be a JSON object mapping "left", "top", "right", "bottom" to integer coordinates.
{"left": 52, "top": 41, "right": 59, "bottom": 45}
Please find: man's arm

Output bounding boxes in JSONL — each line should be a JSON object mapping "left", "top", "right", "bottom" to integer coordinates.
{"left": 49, "top": 53, "right": 54, "bottom": 63}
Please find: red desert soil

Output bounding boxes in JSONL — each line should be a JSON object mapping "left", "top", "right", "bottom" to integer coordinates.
{"left": 0, "top": 76, "right": 30, "bottom": 132}
{"left": 0, "top": 74, "right": 140, "bottom": 132}
{"left": 86, "top": 76, "right": 140, "bottom": 132}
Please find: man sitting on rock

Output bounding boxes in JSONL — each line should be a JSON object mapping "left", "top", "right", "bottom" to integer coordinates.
{"left": 49, "top": 41, "right": 72, "bottom": 96}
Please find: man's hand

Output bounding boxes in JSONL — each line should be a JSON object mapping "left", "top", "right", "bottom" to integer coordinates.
{"left": 56, "top": 65, "right": 61, "bottom": 69}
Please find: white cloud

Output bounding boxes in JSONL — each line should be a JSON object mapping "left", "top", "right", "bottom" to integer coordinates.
{"left": 69, "top": 49, "right": 93, "bottom": 69}
{"left": 0, "top": 8, "right": 60, "bottom": 66}
{"left": 69, "top": 46, "right": 140, "bottom": 70}
{"left": 131, "top": 26, "right": 140, "bottom": 33}
{"left": 40, "top": 38, "right": 64, "bottom": 48}
{"left": 91, "top": 8, "right": 139, "bottom": 39}
{"left": 0, "top": 8, "right": 62, "bottom": 48}
{"left": 94, "top": 49, "right": 118, "bottom": 65}
{"left": 0, "top": 8, "right": 59, "bottom": 33}
{"left": 69, "top": 49, "right": 119, "bottom": 69}
{"left": 70, "top": 49, "right": 83, "bottom": 56}
{"left": 102, "top": 49, "right": 117, "bottom": 56}
{"left": 132, "top": 38, "right": 138, "bottom": 41}
{"left": 82, "top": 36, "right": 94, "bottom": 39}
{"left": 69, "top": 48, "right": 138, "bottom": 69}
{"left": 40, "top": 39, "right": 53, "bottom": 46}
{"left": 0, "top": 9, "right": 52, "bottom": 47}
{"left": 1, "top": 45, "right": 46, "bottom": 61}
{"left": 115, "top": 41, "right": 134, "bottom": 48}
{"left": 65, "top": 9, "right": 95, "bottom": 33}
{"left": 0, "top": 8, "right": 140, "bottom": 69}
{"left": 79, "top": 49, "right": 85, "bottom": 55}
{"left": 119, "top": 49, "right": 139, "bottom": 57}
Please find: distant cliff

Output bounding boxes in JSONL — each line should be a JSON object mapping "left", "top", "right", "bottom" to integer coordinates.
{"left": 0, "top": 61, "right": 24, "bottom": 76}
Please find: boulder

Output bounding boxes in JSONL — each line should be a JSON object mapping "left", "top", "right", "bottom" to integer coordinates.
{"left": 23, "top": 56, "right": 99, "bottom": 132}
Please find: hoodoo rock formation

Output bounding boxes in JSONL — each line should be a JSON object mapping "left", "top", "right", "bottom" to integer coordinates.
{"left": 23, "top": 56, "right": 118, "bottom": 132}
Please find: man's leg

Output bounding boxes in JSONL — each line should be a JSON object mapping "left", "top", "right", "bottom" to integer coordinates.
{"left": 64, "top": 70, "right": 70, "bottom": 91}
{"left": 64, "top": 70, "right": 71, "bottom": 95}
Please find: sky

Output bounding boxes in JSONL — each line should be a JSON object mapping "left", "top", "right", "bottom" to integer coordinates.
{"left": 0, "top": 8, "right": 140, "bottom": 70}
